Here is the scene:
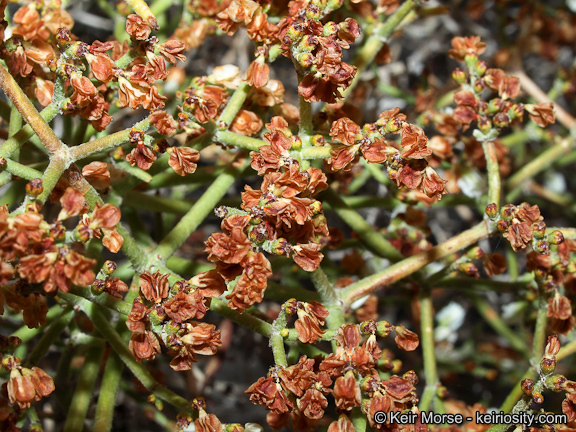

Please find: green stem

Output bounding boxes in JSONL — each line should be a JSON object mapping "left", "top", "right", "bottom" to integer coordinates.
{"left": 65, "top": 286, "right": 133, "bottom": 316}
{"left": 210, "top": 298, "right": 273, "bottom": 338}
{"left": 506, "top": 137, "right": 573, "bottom": 192}
{"left": 153, "top": 159, "right": 246, "bottom": 261}
{"left": 418, "top": 287, "right": 444, "bottom": 413}
{"left": 0, "top": 63, "right": 64, "bottom": 155}
{"left": 218, "top": 81, "right": 251, "bottom": 127}
{"left": 342, "top": 0, "right": 417, "bottom": 99}
{"left": 298, "top": 92, "right": 313, "bottom": 137}
{"left": 270, "top": 308, "right": 288, "bottom": 367}
{"left": 215, "top": 130, "right": 266, "bottom": 151}
{"left": 532, "top": 302, "right": 548, "bottom": 364}
{"left": 469, "top": 293, "right": 530, "bottom": 359}
{"left": 322, "top": 188, "right": 403, "bottom": 261}
{"left": 63, "top": 343, "right": 106, "bottom": 432}
{"left": 25, "top": 307, "right": 75, "bottom": 367}
{"left": 37, "top": 157, "right": 67, "bottom": 205}
{"left": 94, "top": 352, "right": 125, "bottom": 432}
{"left": 483, "top": 140, "right": 501, "bottom": 208}
{"left": 339, "top": 221, "right": 492, "bottom": 304}
{"left": 64, "top": 294, "right": 190, "bottom": 411}
{"left": 3, "top": 159, "right": 43, "bottom": 180}
{"left": 69, "top": 117, "right": 151, "bottom": 161}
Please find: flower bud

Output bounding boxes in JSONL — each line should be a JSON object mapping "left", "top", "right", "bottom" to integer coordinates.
{"left": 437, "top": 386, "right": 449, "bottom": 399}
{"left": 473, "top": 78, "right": 485, "bottom": 93}
{"left": 521, "top": 378, "right": 534, "bottom": 395}
{"left": 0, "top": 157, "right": 6, "bottom": 172}
{"left": 466, "top": 246, "right": 484, "bottom": 260}
{"left": 532, "top": 390, "right": 544, "bottom": 404}
{"left": 311, "top": 134, "right": 326, "bottom": 146}
{"left": 26, "top": 178, "right": 43, "bottom": 198}
{"left": 532, "top": 221, "right": 547, "bottom": 239}
{"left": 91, "top": 279, "right": 106, "bottom": 295}
{"left": 225, "top": 424, "right": 245, "bottom": 432}
{"left": 374, "top": 320, "right": 392, "bottom": 338}
{"left": 549, "top": 230, "right": 564, "bottom": 245}
{"left": 544, "top": 374, "right": 567, "bottom": 392}
{"left": 540, "top": 357, "right": 556, "bottom": 375}
{"left": 500, "top": 204, "right": 516, "bottom": 220}
{"left": 323, "top": 22, "right": 339, "bottom": 37}
{"left": 464, "top": 53, "right": 478, "bottom": 70}
{"left": 360, "top": 320, "right": 378, "bottom": 335}
{"left": 497, "top": 219, "right": 510, "bottom": 232}
{"left": 493, "top": 112, "right": 510, "bottom": 128}
{"left": 286, "top": 23, "right": 305, "bottom": 40}
{"left": 477, "top": 117, "right": 492, "bottom": 134}
{"left": 485, "top": 203, "right": 499, "bottom": 219}
{"left": 102, "top": 260, "right": 117, "bottom": 275}
{"left": 452, "top": 68, "right": 466, "bottom": 84}
{"left": 475, "top": 60, "right": 488, "bottom": 77}
{"left": 290, "top": 136, "right": 302, "bottom": 151}
{"left": 533, "top": 240, "right": 550, "bottom": 255}
{"left": 488, "top": 98, "right": 505, "bottom": 114}
{"left": 508, "top": 103, "right": 524, "bottom": 120}
{"left": 403, "top": 370, "right": 418, "bottom": 385}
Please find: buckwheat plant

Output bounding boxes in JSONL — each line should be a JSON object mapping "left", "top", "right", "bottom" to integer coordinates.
{"left": 1, "top": 0, "right": 576, "bottom": 431}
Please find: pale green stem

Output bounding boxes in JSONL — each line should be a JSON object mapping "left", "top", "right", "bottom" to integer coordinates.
{"left": 322, "top": 188, "right": 403, "bottom": 261}
{"left": 339, "top": 221, "right": 492, "bottom": 304}
{"left": 153, "top": 159, "right": 246, "bottom": 261}
{"left": 60, "top": 293, "right": 190, "bottom": 411}
{"left": 63, "top": 343, "right": 106, "bottom": 432}
{"left": 126, "top": 0, "right": 158, "bottom": 28}
{"left": 483, "top": 140, "right": 501, "bottom": 208}
{"left": 218, "top": 81, "right": 251, "bottom": 127}
{"left": 94, "top": 352, "right": 124, "bottom": 432}
{"left": 69, "top": 117, "right": 151, "bottom": 161}
{"left": 418, "top": 287, "right": 445, "bottom": 413}
{"left": 0, "top": 63, "right": 64, "bottom": 155}
{"left": 215, "top": 130, "right": 266, "bottom": 151}
{"left": 506, "top": 137, "right": 573, "bottom": 191}
{"left": 270, "top": 308, "right": 288, "bottom": 367}
{"left": 210, "top": 298, "right": 273, "bottom": 337}
{"left": 37, "top": 157, "right": 67, "bottom": 205}
{"left": 342, "top": 0, "right": 417, "bottom": 99}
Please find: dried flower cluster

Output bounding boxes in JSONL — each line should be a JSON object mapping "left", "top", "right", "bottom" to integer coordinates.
{"left": 245, "top": 321, "right": 419, "bottom": 431}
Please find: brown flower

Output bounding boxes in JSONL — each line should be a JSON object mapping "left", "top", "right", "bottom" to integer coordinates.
{"left": 126, "top": 143, "right": 157, "bottom": 170}
{"left": 526, "top": 103, "right": 556, "bottom": 127}
{"left": 150, "top": 110, "right": 178, "bottom": 136}
{"left": 448, "top": 36, "right": 486, "bottom": 61}
{"left": 548, "top": 295, "right": 575, "bottom": 335}
{"left": 164, "top": 290, "right": 209, "bottom": 323}
{"left": 168, "top": 147, "right": 200, "bottom": 176}
{"left": 330, "top": 118, "right": 361, "bottom": 146}
{"left": 126, "top": 14, "right": 151, "bottom": 40}
{"left": 292, "top": 300, "right": 329, "bottom": 344}
{"left": 394, "top": 325, "right": 419, "bottom": 351}
{"left": 333, "top": 371, "right": 361, "bottom": 411}
{"left": 159, "top": 39, "right": 186, "bottom": 64}
{"left": 230, "top": 110, "right": 263, "bottom": 136}
{"left": 246, "top": 376, "right": 294, "bottom": 414}
{"left": 246, "top": 58, "right": 270, "bottom": 88}
{"left": 82, "top": 162, "right": 111, "bottom": 190}
{"left": 292, "top": 243, "right": 324, "bottom": 272}
{"left": 328, "top": 415, "right": 358, "bottom": 432}
{"left": 139, "top": 271, "right": 170, "bottom": 303}
{"left": 7, "top": 366, "right": 55, "bottom": 409}
{"left": 58, "top": 187, "right": 88, "bottom": 220}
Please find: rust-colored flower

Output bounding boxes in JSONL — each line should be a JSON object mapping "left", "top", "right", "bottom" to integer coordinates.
{"left": 226, "top": 252, "right": 272, "bottom": 311}
{"left": 246, "top": 58, "right": 270, "bottom": 88}
{"left": 7, "top": 366, "right": 55, "bottom": 409}
{"left": 216, "top": 0, "right": 260, "bottom": 35}
{"left": 292, "top": 243, "right": 323, "bottom": 272}
{"left": 87, "top": 53, "right": 116, "bottom": 83}
{"left": 82, "top": 162, "right": 111, "bottom": 190}
{"left": 230, "top": 110, "right": 263, "bottom": 136}
{"left": 526, "top": 103, "right": 556, "bottom": 127}
{"left": 139, "top": 271, "right": 170, "bottom": 303}
{"left": 394, "top": 325, "right": 419, "bottom": 351}
{"left": 164, "top": 290, "right": 209, "bottom": 323}
{"left": 168, "top": 147, "right": 200, "bottom": 176}
{"left": 328, "top": 414, "right": 358, "bottom": 432}
{"left": 126, "top": 14, "right": 151, "bottom": 40}
{"left": 245, "top": 376, "right": 294, "bottom": 414}
{"left": 333, "top": 371, "right": 361, "bottom": 411}
{"left": 448, "top": 36, "right": 486, "bottom": 61}
{"left": 58, "top": 187, "right": 88, "bottom": 220}
{"left": 150, "top": 110, "right": 178, "bottom": 136}
{"left": 126, "top": 142, "right": 157, "bottom": 170}
{"left": 159, "top": 39, "right": 186, "bottom": 64}
{"left": 291, "top": 300, "right": 329, "bottom": 344}
{"left": 548, "top": 295, "right": 575, "bottom": 335}
{"left": 330, "top": 118, "right": 361, "bottom": 146}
